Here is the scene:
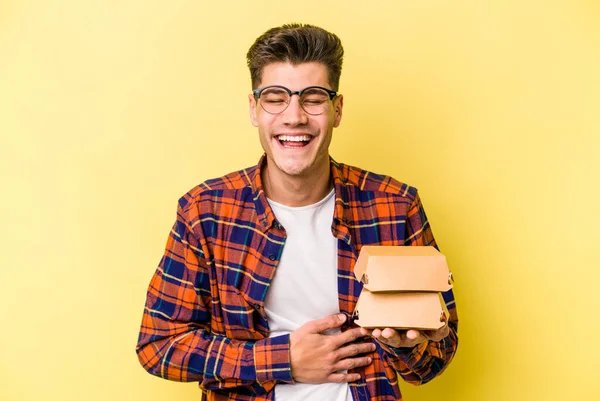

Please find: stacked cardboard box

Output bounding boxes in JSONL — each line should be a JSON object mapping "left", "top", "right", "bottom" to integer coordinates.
{"left": 352, "top": 246, "right": 453, "bottom": 330}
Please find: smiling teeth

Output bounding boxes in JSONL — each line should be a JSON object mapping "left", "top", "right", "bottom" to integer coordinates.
{"left": 278, "top": 135, "right": 311, "bottom": 142}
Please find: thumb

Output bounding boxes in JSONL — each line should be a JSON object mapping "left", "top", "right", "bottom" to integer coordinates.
{"left": 309, "top": 313, "right": 346, "bottom": 333}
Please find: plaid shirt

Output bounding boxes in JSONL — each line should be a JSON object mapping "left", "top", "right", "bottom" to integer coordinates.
{"left": 136, "top": 155, "right": 458, "bottom": 401}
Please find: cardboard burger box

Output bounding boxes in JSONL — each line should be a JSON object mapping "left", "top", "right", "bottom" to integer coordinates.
{"left": 352, "top": 246, "right": 453, "bottom": 330}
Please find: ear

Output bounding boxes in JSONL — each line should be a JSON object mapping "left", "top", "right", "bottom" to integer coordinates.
{"left": 249, "top": 94, "right": 259, "bottom": 127}
{"left": 333, "top": 94, "right": 344, "bottom": 128}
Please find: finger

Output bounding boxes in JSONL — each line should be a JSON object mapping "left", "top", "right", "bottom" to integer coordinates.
{"left": 333, "top": 356, "right": 372, "bottom": 371}
{"left": 327, "top": 372, "right": 361, "bottom": 383}
{"left": 309, "top": 313, "right": 347, "bottom": 334}
{"left": 400, "top": 330, "right": 425, "bottom": 345}
{"left": 405, "top": 329, "right": 420, "bottom": 340}
{"left": 359, "top": 327, "right": 372, "bottom": 336}
{"left": 330, "top": 327, "right": 365, "bottom": 347}
{"left": 336, "top": 342, "right": 377, "bottom": 360}
{"left": 381, "top": 328, "right": 400, "bottom": 340}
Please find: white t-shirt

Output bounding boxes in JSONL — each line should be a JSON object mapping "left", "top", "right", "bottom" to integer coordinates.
{"left": 265, "top": 189, "right": 353, "bottom": 401}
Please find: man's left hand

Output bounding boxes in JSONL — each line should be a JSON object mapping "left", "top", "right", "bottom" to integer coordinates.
{"left": 359, "top": 325, "right": 449, "bottom": 349}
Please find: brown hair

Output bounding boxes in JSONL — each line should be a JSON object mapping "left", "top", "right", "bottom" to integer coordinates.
{"left": 246, "top": 23, "right": 344, "bottom": 90}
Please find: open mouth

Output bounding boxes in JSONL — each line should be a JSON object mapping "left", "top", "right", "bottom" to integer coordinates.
{"left": 276, "top": 134, "right": 313, "bottom": 148}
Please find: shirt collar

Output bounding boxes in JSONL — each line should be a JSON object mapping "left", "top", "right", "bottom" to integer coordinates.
{"left": 250, "top": 154, "right": 352, "bottom": 235}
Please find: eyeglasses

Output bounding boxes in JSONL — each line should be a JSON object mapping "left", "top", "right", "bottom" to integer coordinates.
{"left": 253, "top": 85, "right": 338, "bottom": 115}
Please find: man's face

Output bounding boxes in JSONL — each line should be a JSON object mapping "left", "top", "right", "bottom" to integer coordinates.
{"left": 249, "top": 62, "right": 343, "bottom": 178}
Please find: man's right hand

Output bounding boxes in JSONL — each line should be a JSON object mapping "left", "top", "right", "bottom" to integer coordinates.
{"left": 289, "top": 313, "right": 376, "bottom": 383}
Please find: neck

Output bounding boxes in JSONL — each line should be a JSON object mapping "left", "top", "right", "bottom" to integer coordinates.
{"left": 262, "top": 161, "right": 333, "bottom": 207}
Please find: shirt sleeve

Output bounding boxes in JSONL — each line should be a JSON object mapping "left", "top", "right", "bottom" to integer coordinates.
{"left": 378, "top": 190, "right": 459, "bottom": 385}
{"left": 135, "top": 198, "right": 294, "bottom": 394}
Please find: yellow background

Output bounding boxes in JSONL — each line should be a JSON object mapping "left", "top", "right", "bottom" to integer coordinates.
{"left": 1, "top": 1, "right": 599, "bottom": 400}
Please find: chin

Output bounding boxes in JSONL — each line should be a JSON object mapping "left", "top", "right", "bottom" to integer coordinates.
{"left": 276, "top": 160, "right": 312, "bottom": 177}
{"left": 280, "top": 165, "right": 310, "bottom": 177}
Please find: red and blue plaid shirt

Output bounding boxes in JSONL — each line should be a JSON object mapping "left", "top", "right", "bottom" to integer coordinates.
{"left": 136, "top": 155, "right": 458, "bottom": 401}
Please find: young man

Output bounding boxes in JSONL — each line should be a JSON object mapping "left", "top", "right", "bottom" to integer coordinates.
{"left": 136, "top": 24, "right": 458, "bottom": 401}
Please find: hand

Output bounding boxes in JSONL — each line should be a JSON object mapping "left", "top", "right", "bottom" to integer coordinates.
{"left": 289, "top": 313, "right": 376, "bottom": 384}
{"left": 359, "top": 324, "right": 449, "bottom": 349}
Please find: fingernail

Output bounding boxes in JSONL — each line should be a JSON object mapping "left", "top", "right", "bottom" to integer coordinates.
{"left": 337, "top": 314, "right": 346, "bottom": 322}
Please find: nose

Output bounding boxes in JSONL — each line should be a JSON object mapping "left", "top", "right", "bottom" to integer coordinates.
{"left": 281, "top": 94, "right": 309, "bottom": 126}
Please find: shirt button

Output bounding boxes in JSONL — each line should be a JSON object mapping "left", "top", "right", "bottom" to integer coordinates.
{"left": 268, "top": 254, "right": 276, "bottom": 261}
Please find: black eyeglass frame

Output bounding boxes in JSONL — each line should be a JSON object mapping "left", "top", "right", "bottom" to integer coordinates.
{"left": 252, "top": 85, "right": 338, "bottom": 115}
